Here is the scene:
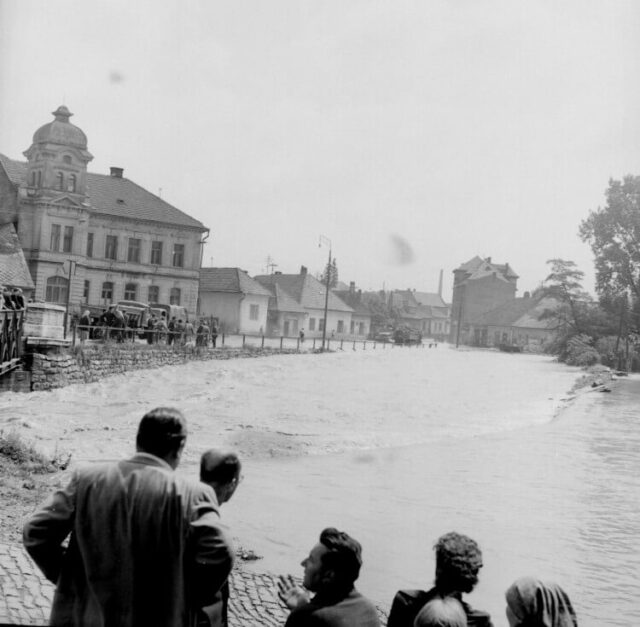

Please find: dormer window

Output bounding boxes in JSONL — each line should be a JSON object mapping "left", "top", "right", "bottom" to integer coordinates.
{"left": 63, "top": 155, "right": 72, "bottom": 164}
{"left": 67, "top": 174, "right": 76, "bottom": 193}
{"left": 56, "top": 172, "right": 64, "bottom": 191}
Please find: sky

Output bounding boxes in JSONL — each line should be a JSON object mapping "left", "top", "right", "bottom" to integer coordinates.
{"left": 1, "top": 0, "right": 640, "bottom": 299}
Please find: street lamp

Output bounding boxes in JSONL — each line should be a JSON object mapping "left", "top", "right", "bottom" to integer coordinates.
{"left": 63, "top": 259, "right": 77, "bottom": 339}
{"left": 318, "top": 235, "right": 332, "bottom": 351}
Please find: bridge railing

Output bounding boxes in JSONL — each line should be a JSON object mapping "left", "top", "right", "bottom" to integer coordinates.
{"left": 0, "top": 308, "right": 24, "bottom": 374}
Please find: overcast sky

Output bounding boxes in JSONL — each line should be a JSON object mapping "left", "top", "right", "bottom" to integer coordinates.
{"left": 1, "top": 1, "right": 639, "bottom": 298}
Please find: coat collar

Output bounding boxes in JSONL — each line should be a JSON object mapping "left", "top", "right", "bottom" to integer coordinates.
{"left": 129, "top": 452, "right": 173, "bottom": 471}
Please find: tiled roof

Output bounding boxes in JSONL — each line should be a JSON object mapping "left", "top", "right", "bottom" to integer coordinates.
{"left": 200, "top": 268, "right": 272, "bottom": 297}
{"left": 454, "top": 256, "right": 519, "bottom": 280}
{"left": 332, "top": 290, "right": 371, "bottom": 316}
{"left": 471, "top": 295, "right": 557, "bottom": 329}
{"left": 254, "top": 273, "right": 353, "bottom": 312}
{"left": 0, "top": 223, "right": 35, "bottom": 289}
{"left": 413, "top": 291, "right": 447, "bottom": 308}
{"left": 0, "top": 154, "right": 206, "bottom": 230}
{"left": 455, "top": 256, "right": 485, "bottom": 272}
{"left": 272, "top": 284, "right": 307, "bottom": 313}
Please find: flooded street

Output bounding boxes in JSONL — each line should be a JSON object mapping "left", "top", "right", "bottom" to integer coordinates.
{"left": 1, "top": 347, "right": 638, "bottom": 626}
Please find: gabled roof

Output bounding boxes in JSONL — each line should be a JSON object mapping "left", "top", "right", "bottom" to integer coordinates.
{"left": 199, "top": 268, "right": 272, "bottom": 297}
{"left": 413, "top": 291, "right": 448, "bottom": 308}
{"left": 0, "top": 154, "right": 206, "bottom": 231}
{"left": 471, "top": 295, "right": 558, "bottom": 329}
{"left": 332, "top": 289, "right": 371, "bottom": 316}
{"left": 254, "top": 272, "right": 353, "bottom": 312}
{"left": 0, "top": 223, "right": 35, "bottom": 289}
{"left": 454, "top": 256, "right": 519, "bottom": 280}
{"left": 270, "top": 284, "right": 307, "bottom": 313}
{"left": 389, "top": 290, "right": 419, "bottom": 309}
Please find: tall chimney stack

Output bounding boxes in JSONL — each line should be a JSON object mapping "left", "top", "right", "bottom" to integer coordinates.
{"left": 438, "top": 269, "right": 443, "bottom": 297}
{"left": 110, "top": 166, "right": 124, "bottom": 178}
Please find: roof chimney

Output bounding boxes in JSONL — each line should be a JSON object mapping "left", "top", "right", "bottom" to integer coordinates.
{"left": 110, "top": 167, "right": 124, "bottom": 178}
{"left": 349, "top": 281, "right": 355, "bottom": 294}
{"left": 486, "top": 256, "right": 491, "bottom": 264}
{"left": 300, "top": 265, "right": 307, "bottom": 275}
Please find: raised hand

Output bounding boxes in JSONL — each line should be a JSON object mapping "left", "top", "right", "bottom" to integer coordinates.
{"left": 277, "top": 574, "right": 310, "bottom": 610}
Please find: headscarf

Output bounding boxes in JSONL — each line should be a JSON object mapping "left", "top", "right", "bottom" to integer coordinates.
{"left": 506, "top": 577, "right": 577, "bottom": 627}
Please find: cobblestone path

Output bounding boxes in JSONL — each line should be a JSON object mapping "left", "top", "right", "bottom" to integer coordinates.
{"left": 0, "top": 543, "right": 387, "bottom": 626}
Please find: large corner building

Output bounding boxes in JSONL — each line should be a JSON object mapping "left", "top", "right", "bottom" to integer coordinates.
{"left": 0, "top": 106, "right": 208, "bottom": 315}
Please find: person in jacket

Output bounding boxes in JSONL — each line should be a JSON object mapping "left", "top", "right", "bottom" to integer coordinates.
{"left": 23, "top": 407, "right": 234, "bottom": 627}
{"left": 414, "top": 597, "right": 468, "bottom": 627}
{"left": 278, "top": 527, "right": 380, "bottom": 626}
{"left": 387, "top": 532, "right": 493, "bottom": 627}
{"left": 197, "top": 449, "right": 243, "bottom": 627}
{"left": 505, "top": 577, "right": 577, "bottom": 627}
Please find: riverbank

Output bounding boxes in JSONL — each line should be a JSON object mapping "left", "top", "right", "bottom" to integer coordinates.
{"left": 1, "top": 347, "right": 626, "bottom": 625}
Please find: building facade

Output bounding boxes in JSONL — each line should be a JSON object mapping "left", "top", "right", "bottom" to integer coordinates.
{"left": 199, "top": 267, "right": 271, "bottom": 334}
{"left": 449, "top": 256, "right": 518, "bottom": 344}
{"left": 0, "top": 106, "right": 208, "bottom": 317}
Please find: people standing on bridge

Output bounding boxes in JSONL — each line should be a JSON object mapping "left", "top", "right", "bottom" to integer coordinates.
{"left": 168, "top": 316, "right": 177, "bottom": 345}
{"left": 387, "top": 531, "right": 493, "bottom": 627}
{"left": 299, "top": 328, "right": 305, "bottom": 344}
{"left": 197, "top": 449, "right": 243, "bottom": 627}
{"left": 211, "top": 321, "right": 219, "bottom": 348}
{"left": 11, "top": 288, "right": 25, "bottom": 310}
{"left": 23, "top": 407, "right": 234, "bottom": 627}
{"left": 278, "top": 527, "right": 380, "bottom": 626}
{"left": 78, "top": 310, "right": 91, "bottom": 342}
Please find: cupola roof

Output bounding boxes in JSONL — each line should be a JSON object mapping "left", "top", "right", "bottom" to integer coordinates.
{"left": 32, "top": 105, "right": 88, "bottom": 149}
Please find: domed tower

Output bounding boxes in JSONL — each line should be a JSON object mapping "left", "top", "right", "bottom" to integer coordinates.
{"left": 23, "top": 105, "right": 93, "bottom": 197}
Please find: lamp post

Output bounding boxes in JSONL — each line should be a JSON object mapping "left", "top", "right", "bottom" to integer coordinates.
{"left": 319, "top": 235, "right": 332, "bottom": 351}
{"left": 63, "top": 259, "right": 77, "bottom": 339}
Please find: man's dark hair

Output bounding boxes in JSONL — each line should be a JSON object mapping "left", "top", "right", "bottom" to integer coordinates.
{"left": 319, "top": 527, "right": 363, "bottom": 587}
{"left": 136, "top": 407, "right": 187, "bottom": 458}
{"left": 200, "top": 450, "right": 241, "bottom": 485}
{"left": 434, "top": 532, "right": 483, "bottom": 594}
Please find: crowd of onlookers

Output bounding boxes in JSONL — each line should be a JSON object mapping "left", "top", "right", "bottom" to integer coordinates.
{"left": 23, "top": 406, "right": 579, "bottom": 627}
{"left": 0, "top": 286, "right": 25, "bottom": 310}
{"left": 76, "top": 305, "right": 219, "bottom": 346}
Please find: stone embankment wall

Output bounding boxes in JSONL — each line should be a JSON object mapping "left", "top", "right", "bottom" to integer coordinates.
{"left": 29, "top": 345, "right": 302, "bottom": 391}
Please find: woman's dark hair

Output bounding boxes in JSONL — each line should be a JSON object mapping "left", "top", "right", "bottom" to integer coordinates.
{"left": 319, "top": 527, "right": 363, "bottom": 587}
{"left": 434, "top": 532, "right": 483, "bottom": 594}
{"left": 136, "top": 407, "right": 187, "bottom": 458}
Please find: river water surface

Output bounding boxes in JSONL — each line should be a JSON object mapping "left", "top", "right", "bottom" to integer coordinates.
{"left": 0, "top": 347, "right": 638, "bottom": 626}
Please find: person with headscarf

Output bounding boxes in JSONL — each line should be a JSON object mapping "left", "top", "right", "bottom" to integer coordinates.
{"left": 505, "top": 577, "right": 577, "bottom": 627}
{"left": 79, "top": 310, "right": 91, "bottom": 342}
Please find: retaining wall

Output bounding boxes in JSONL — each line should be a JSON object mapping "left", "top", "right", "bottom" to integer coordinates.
{"left": 29, "top": 345, "right": 302, "bottom": 391}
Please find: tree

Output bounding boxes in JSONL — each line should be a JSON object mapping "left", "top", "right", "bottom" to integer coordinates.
{"left": 320, "top": 257, "right": 339, "bottom": 288}
{"left": 579, "top": 175, "right": 640, "bottom": 300}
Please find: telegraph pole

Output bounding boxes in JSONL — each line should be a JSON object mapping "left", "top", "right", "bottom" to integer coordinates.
{"left": 319, "top": 235, "right": 332, "bottom": 351}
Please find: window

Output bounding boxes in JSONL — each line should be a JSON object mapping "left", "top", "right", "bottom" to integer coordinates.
{"left": 350, "top": 320, "right": 355, "bottom": 334}
{"left": 50, "top": 224, "right": 61, "bottom": 251}
{"left": 83, "top": 280, "right": 90, "bottom": 301}
{"left": 101, "top": 282, "right": 114, "bottom": 302}
{"left": 148, "top": 285, "right": 159, "bottom": 303}
{"left": 358, "top": 322, "right": 365, "bottom": 335}
{"left": 30, "top": 171, "right": 37, "bottom": 186}
{"left": 172, "top": 244, "right": 184, "bottom": 268}
{"left": 150, "top": 241, "right": 163, "bottom": 265}
{"left": 127, "top": 238, "right": 141, "bottom": 263}
{"left": 124, "top": 283, "right": 137, "bottom": 301}
{"left": 67, "top": 174, "right": 76, "bottom": 193}
{"left": 36, "top": 171, "right": 41, "bottom": 187}
{"left": 337, "top": 320, "right": 344, "bottom": 334}
{"left": 63, "top": 155, "right": 72, "bottom": 164}
{"left": 63, "top": 226, "right": 74, "bottom": 253}
{"left": 308, "top": 318, "right": 316, "bottom": 331}
{"left": 319, "top": 318, "right": 325, "bottom": 332}
{"left": 86, "top": 232, "right": 94, "bottom": 258}
{"left": 169, "top": 287, "right": 181, "bottom": 305}
{"left": 45, "top": 276, "right": 68, "bottom": 304}
{"left": 249, "top": 304, "right": 259, "bottom": 320}
{"left": 105, "top": 235, "right": 118, "bottom": 260}
{"left": 56, "top": 172, "right": 64, "bottom": 190}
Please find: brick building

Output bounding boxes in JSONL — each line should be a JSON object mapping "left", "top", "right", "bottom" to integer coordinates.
{"left": 0, "top": 106, "right": 208, "bottom": 316}
{"left": 450, "top": 256, "right": 518, "bottom": 344}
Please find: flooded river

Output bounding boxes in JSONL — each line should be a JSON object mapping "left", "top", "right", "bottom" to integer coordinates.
{"left": 0, "top": 347, "right": 638, "bottom": 626}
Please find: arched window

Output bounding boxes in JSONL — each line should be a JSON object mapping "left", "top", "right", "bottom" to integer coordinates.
{"left": 124, "top": 283, "right": 137, "bottom": 301}
{"left": 169, "top": 287, "right": 181, "bottom": 305}
{"left": 45, "top": 276, "right": 68, "bottom": 304}
{"left": 36, "top": 171, "right": 41, "bottom": 187}
{"left": 30, "top": 171, "right": 37, "bottom": 186}
{"left": 63, "top": 155, "right": 72, "bottom": 164}
{"left": 56, "top": 172, "right": 64, "bottom": 191}
{"left": 67, "top": 174, "right": 76, "bottom": 193}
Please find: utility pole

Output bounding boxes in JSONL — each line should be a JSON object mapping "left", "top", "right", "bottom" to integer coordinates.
{"left": 455, "top": 283, "right": 464, "bottom": 348}
{"left": 63, "top": 260, "right": 76, "bottom": 339}
{"left": 319, "top": 235, "right": 332, "bottom": 351}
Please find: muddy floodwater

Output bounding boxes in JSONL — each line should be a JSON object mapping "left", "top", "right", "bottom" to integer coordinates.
{"left": 1, "top": 347, "right": 638, "bottom": 626}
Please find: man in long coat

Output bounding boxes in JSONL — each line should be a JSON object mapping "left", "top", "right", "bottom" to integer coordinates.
{"left": 23, "top": 407, "right": 234, "bottom": 627}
